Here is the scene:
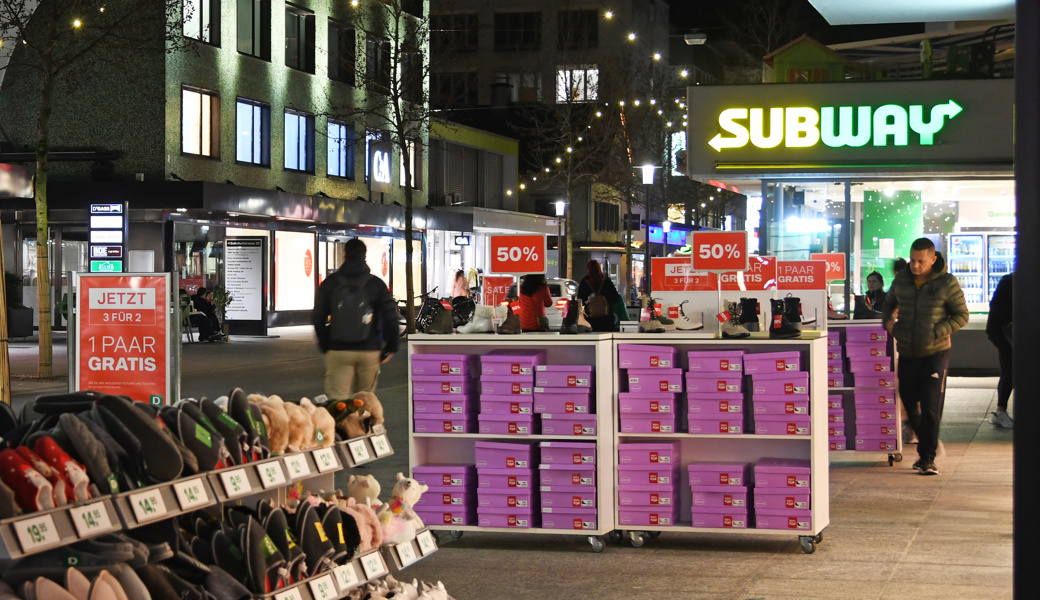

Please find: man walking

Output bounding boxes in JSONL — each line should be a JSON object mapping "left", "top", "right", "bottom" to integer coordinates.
{"left": 882, "top": 238, "right": 969, "bottom": 475}
{"left": 313, "top": 239, "right": 399, "bottom": 400}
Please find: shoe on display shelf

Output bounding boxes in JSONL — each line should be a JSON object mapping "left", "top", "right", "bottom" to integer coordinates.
{"left": 496, "top": 303, "right": 521, "bottom": 334}
{"left": 644, "top": 297, "right": 675, "bottom": 332}
{"left": 559, "top": 300, "right": 579, "bottom": 334}
{"left": 720, "top": 300, "right": 750, "bottom": 339}
{"left": 783, "top": 294, "right": 804, "bottom": 330}
{"left": 425, "top": 302, "right": 455, "bottom": 334}
{"left": 674, "top": 300, "right": 704, "bottom": 330}
{"left": 457, "top": 304, "right": 495, "bottom": 334}
{"left": 575, "top": 300, "right": 593, "bottom": 333}
{"left": 738, "top": 297, "right": 761, "bottom": 332}
{"left": 990, "top": 410, "right": 1014, "bottom": 428}
{"left": 768, "top": 299, "right": 801, "bottom": 339}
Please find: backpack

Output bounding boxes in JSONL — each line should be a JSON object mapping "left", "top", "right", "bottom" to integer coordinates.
{"left": 327, "top": 274, "right": 375, "bottom": 344}
{"left": 586, "top": 280, "right": 611, "bottom": 319}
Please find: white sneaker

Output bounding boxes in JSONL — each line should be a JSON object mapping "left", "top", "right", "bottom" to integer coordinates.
{"left": 990, "top": 411, "right": 1014, "bottom": 428}
{"left": 674, "top": 300, "right": 703, "bottom": 330}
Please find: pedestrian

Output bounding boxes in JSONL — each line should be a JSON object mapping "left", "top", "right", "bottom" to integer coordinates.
{"left": 882, "top": 238, "right": 969, "bottom": 475}
{"left": 854, "top": 271, "right": 886, "bottom": 319}
{"left": 578, "top": 260, "right": 621, "bottom": 332}
{"left": 518, "top": 274, "right": 552, "bottom": 332}
{"left": 452, "top": 270, "right": 469, "bottom": 298}
{"left": 986, "top": 272, "right": 1014, "bottom": 428}
{"left": 313, "top": 239, "right": 399, "bottom": 400}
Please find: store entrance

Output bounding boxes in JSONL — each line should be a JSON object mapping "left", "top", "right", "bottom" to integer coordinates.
{"left": 16, "top": 225, "right": 88, "bottom": 330}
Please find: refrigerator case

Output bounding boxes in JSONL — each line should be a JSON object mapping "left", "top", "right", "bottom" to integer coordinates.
{"left": 987, "top": 235, "right": 1016, "bottom": 298}
{"left": 948, "top": 234, "right": 985, "bottom": 309}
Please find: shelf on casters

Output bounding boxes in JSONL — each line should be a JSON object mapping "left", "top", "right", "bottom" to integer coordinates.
{"left": 616, "top": 433, "right": 812, "bottom": 440}
{"left": 828, "top": 386, "right": 896, "bottom": 392}
{"left": 427, "top": 524, "right": 610, "bottom": 535}
{"left": 613, "top": 524, "right": 821, "bottom": 535}
{"left": 412, "top": 433, "right": 603, "bottom": 440}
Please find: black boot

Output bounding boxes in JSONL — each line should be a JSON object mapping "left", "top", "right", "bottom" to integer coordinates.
{"left": 783, "top": 294, "right": 803, "bottom": 330}
{"left": 769, "top": 299, "right": 801, "bottom": 339}
{"left": 426, "top": 302, "right": 455, "bottom": 334}
{"left": 738, "top": 297, "right": 760, "bottom": 332}
{"left": 560, "top": 300, "right": 579, "bottom": 334}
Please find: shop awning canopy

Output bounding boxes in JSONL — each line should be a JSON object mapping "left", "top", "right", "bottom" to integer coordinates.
{"left": 807, "top": 0, "right": 1014, "bottom": 25}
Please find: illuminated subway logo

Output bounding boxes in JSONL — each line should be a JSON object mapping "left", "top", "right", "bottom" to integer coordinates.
{"left": 708, "top": 100, "right": 962, "bottom": 152}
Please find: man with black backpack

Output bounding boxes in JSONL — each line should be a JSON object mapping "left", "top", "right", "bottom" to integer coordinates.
{"left": 313, "top": 238, "right": 399, "bottom": 400}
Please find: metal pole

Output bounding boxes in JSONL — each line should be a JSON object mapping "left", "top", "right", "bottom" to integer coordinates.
{"left": 645, "top": 183, "right": 652, "bottom": 293}
{"left": 844, "top": 181, "right": 852, "bottom": 316}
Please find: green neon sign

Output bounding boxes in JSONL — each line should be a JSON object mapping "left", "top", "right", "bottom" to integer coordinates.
{"left": 708, "top": 100, "right": 962, "bottom": 152}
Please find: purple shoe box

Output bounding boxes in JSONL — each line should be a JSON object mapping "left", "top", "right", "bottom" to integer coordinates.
{"left": 854, "top": 390, "right": 896, "bottom": 406}
{"left": 541, "top": 489, "right": 596, "bottom": 510}
{"left": 848, "top": 357, "right": 893, "bottom": 373}
{"left": 617, "top": 344, "right": 677, "bottom": 369}
{"left": 828, "top": 394, "right": 844, "bottom": 409}
{"left": 752, "top": 396, "right": 809, "bottom": 416}
{"left": 827, "top": 359, "right": 844, "bottom": 375}
{"left": 827, "top": 331, "right": 841, "bottom": 346}
{"left": 413, "top": 415, "right": 476, "bottom": 434}
{"left": 621, "top": 414, "right": 677, "bottom": 434}
{"left": 474, "top": 441, "right": 536, "bottom": 470}
{"left": 617, "top": 485, "right": 678, "bottom": 508}
{"left": 687, "top": 462, "right": 750, "bottom": 487}
{"left": 754, "top": 487, "right": 810, "bottom": 510}
{"left": 756, "top": 508, "right": 812, "bottom": 531}
{"left": 540, "top": 413, "right": 596, "bottom": 436}
{"left": 827, "top": 347, "right": 843, "bottom": 361}
{"left": 476, "top": 507, "right": 538, "bottom": 528}
{"left": 846, "top": 327, "right": 887, "bottom": 343}
{"left": 618, "top": 465, "right": 679, "bottom": 487}
{"left": 480, "top": 397, "right": 533, "bottom": 415}
{"left": 826, "top": 424, "right": 846, "bottom": 438}
{"left": 854, "top": 435, "right": 898, "bottom": 451}
{"left": 415, "top": 489, "right": 472, "bottom": 508}
{"left": 414, "top": 507, "right": 475, "bottom": 527}
{"left": 541, "top": 508, "right": 598, "bottom": 531}
{"left": 477, "top": 489, "right": 536, "bottom": 509}
{"left": 687, "top": 417, "right": 744, "bottom": 435}
{"left": 532, "top": 388, "right": 593, "bottom": 414}
{"left": 754, "top": 457, "right": 811, "bottom": 489}
{"left": 754, "top": 415, "right": 811, "bottom": 436}
{"left": 845, "top": 341, "right": 887, "bottom": 358}
{"left": 827, "top": 410, "right": 845, "bottom": 424}
{"left": 618, "top": 507, "right": 680, "bottom": 527}
{"left": 411, "top": 354, "right": 477, "bottom": 377}
{"left": 856, "top": 406, "right": 899, "bottom": 423}
{"left": 687, "top": 394, "right": 744, "bottom": 416}
{"left": 478, "top": 413, "right": 539, "bottom": 435}
{"left": 538, "top": 465, "right": 595, "bottom": 488}
{"left": 690, "top": 509, "right": 748, "bottom": 529}
{"left": 534, "top": 365, "right": 592, "bottom": 388}
{"left": 480, "top": 376, "right": 534, "bottom": 397}
{"left": 618, "top": 392, "right": 677, "bottom": 415}
{"left": 538, "top": 441, "right": 596, "bottom": 466}
{"left": 751, "top": 372, "right": 809, "bottom": 396}
{"left": 617, "top": 442, "right": 680, "bottom": 467}
{"left": 413, "top": 396, "right": 475, "bottom": 416}
{"left": 412, "top": 375, "right": 476, "bottom": 396}
{"left": 687, "top": 350, "right": 744, "bottom": 373}
{"left": 743, "top": 351, "right": 802, "bottom": 374}
{"left": 480, "top": 349, "right": 546, "bottom": 376}
{"left": 627, "top": 368, "right": 683, "bottom": 393}
{"left": 829, "top": 437, "right": 848, "bottom": 451}
{"left": 685, "top": 374, "right": 742, "bottom": 394}
{"left": 852, "top": 373, "right": 896, "bottom": 389}
{"left": 690, "top": 485, "right": 749, "bottom": 510}
{"left": 478, "top": 468, "right": 535, "bottom": 490}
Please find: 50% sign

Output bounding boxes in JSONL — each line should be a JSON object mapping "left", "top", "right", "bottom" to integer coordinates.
{"left": 691, "top": 231, "right": 749, "bottom": 273}
{"left": 489, "top": 234, "right": 547, "bottom": 275}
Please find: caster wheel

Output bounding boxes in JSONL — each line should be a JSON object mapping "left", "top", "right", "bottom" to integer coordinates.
{"left": 799, "top": 536, "right": 816, "bottom": 554}
{"left": 647, "top": 531, "right": 662, "bottom": 539}
{"left": 607, "top": 530, "right": 623, "bottom": 544}
{"left": 813, "top": 532, "right": 823, "bottom": 544}
{"left": 893, "top": 453, "right": 903, "bottom": 463}
{"left": 449, "top": 530, "right": 464, "bottom": 540}
{"left": 588, "top": 536, "right": 605, "bottom": 553}
{"left": 629, "top": 532, "right": 645, "bottom": 548}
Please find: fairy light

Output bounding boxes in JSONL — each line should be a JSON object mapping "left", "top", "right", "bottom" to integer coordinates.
{"left": 73, "top": 19, "right": 82, "bottom": 28}
{"left": 605, "top": 10, "right": 613, "bottom": 19}
{"left": 653, "top": 52, "right": 662, "bottom": 61}
{"left": 628, "top": 33, "right": 636, "bottom": 41}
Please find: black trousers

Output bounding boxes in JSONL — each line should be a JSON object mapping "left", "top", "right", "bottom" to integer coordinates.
{"left": 991, "top": 336, "right": 1013, "bottom": 410}
{"left": 898, "top": 350, "right": 950, "bottom": 461}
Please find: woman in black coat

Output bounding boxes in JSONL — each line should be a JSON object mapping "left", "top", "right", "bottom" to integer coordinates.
{"left": 576, "top": 260, "right": 621, "bottom": 332}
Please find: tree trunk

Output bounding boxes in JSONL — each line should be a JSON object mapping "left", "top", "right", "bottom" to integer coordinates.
{"left": 0, "top": 222, "right": 10, "bottom": 405}
{"left": 36, "top": 67, "right": 54, "bottom": 378}
{"left": 565, "top": 187, "right": 574, "bottom": 280}
{"left": 624, "top": 197, "right": 634, "bottom": 302}
{"left": 402, "top": 141, "right": 416, "bottom": 333}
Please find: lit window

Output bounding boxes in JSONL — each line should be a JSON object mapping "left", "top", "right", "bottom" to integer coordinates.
{"left": 556, "top": 65, "right": 598, "bottom": 102}
{"left": 237, "top": 0, "right": 271, "bottom": 60}
{"left": 327, "top": 122, "right": 355, "bottom": 179}
{"left": 284, "top": 110, "right": 314, "bottom": 172}
{"left": 183, "top": 0, "right": 219, "bottom": 44}
{"left": 182, "top": 87, "right": 219, "bottom": 157}
{"left": 236, "top": 99, "right": 270, "bottom": 166}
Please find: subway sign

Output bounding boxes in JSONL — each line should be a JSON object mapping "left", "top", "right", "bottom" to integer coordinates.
{"left": 686, "top": 80, "right": 1012, "bottom": 178}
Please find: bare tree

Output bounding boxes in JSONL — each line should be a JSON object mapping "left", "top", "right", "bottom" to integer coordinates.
{"left": 719, "top": 0, "right": 810, "bottom": 59}
{"left": 0, "top": 0, "right": 187, "bottom": 377}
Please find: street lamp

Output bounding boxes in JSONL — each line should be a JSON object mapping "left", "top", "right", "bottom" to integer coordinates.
{"left": 662, "top": 220, "right": 671, "bottom": 259}
{"left": 640, "top": 165, "right": 657, "bottom": 293}
{"left": 554, "top": 200, "right": 566, "bottom": 279}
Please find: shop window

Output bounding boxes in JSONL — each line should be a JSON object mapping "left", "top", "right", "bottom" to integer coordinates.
{"left": 182, "top": 87, "right": 220, "bottom": 158}
{"left": 328, "top": 21, "right": 356, "bottom": 86}
{"left": 594, "top": 201, "right": 620, "bottom": 233}
{"left": 285, "top": 4, "right": 315, "bottom": 73}
{"left": 327, "top": 121, "right": 356, "bottom": 179}
{"left": 557, "top": 10, "right": 597, "bottom": 50}
{"left": 183, "top": 0, "right": 220, "bottom": 45}
{"left": 431, "top": 72, "right": 478, "bottom": 109}
{"left": 556, "top": 65, "right": 598, "bottom": 102}
{"left": 494, "top": 12, "right": 541, "bottom": 51}
{"left": 366, "top": 34, "right": 391, "bottom": 94}
{"left": 284, "top": 110, "right": 314, "bottom": 173}
{"left": 236, "top": 98, "right": 271, "bottom": 166}
{"left": 495, "top": 71, "right": 541, "bottom": 103}
{"left": 237, "top": 0, "right": 271, "bottom": 60}
{"left": 431, "top": 13, "right": 477, "bottom": 53}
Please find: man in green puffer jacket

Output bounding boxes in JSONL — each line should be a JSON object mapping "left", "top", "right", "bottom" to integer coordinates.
{"left": 882, "top": 238, "right": 969, "bottom": 476}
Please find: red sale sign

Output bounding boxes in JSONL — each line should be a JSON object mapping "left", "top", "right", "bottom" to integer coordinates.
{"left": 718, "top": 256, "right": 776, "bottom": 291}
{"left": 651, "top": 258, "right": 714, "bottom": 292}
{"left": 489, "top": 235, "right": 546, "bottom": 274}
{"left": 810, "top": 253, "right": 846, "bottom": 281}
{"left": 776, "top": 260, "right": 828, "bottom": 290}
{"left": 75, "top": 274, "right": 171, "bottom": 405}
{"left": 691, "top": 231, "right": 748, "bottom": 272}
{"left": 482, "top": 275, "right": 515, "bottom": 305}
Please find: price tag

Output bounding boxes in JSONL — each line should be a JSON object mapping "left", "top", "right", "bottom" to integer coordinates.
{"left": 370, "top": 434, "right": 392, "bottom": 457}
{"left": 69, "top": 501, "right": 115, "bottom": 537}
{"left": 219, "top": 469, "right": 253, "bottom": 498}
{"left": 313, "top": 448, "right": 338, "bottom": 473}
{"left": 396, "top": 542, "right": 418, "bottom": 566}
{"left": 308, "top": 574, "right": 338, "bottom": 600}
{"left": 416, "top": 530, "right": 437, "bottom": 556}
{"left": 283, "top": 454, "right": 311, "bottom": 480}
{"left": 14, "top": 513, "right": 59, "bottom": 553}
{"left": 172, "top": 478, "right": 211, "bottom": 511}
{"left": 347, "top": 440, "right": 371, "bottom": 464}
{"left": 128, "top": 488, "right": 168, "bottom": 523}
{"left": 273, "top": 587, "right": 304, "bottom": 600}
{"left": 691, "top": 231, "right": 748, "bottom": 272}
{"left": 257, "top": 461, "right": 287, "bottom": 489}
{"left": 360, "top": 551, "right": 386, "bottom": 579}
{"left": 333, "top": 563, "right": 360, "bottom": 591}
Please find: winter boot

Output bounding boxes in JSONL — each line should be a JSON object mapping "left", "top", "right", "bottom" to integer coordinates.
{"left": 425, "top": 302, "right": 455, "bottom": 334}
{"left": 783, "top": 294, "right": 803, "bottom": 330}
{"left": 721, "top": 300, "right": 751, "bottom": 339}
{"left": 560, "top": 300, "right": 579, "bottom": 334}
{"left": 575, "top": 301, "right": 593, "bottom": 333}
{"left": 738, "top": 297, "right": 761, "bottom": 332}
{"left": 458, "top": 304, "right": 495, "bottom": 334}
{"left": 496, "top": 304, "right": 521, "bottom": 334}
{"left": 638, "top": 296, "right": 665, "bottom": 333}
{"left": 769, "top": 299, "right": 801, "bottom": 339}
{"left": 674, "top": 300, "right": 703, "bottom": 330}
{"left": 650, "top": 298, "right": 676, "bottom": 332}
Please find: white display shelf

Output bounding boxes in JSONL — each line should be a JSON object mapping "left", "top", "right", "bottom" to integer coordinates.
{"left": 0, "top": 495, "right": 122, "bottom": 560}
{"left": 611, "top": 334, "right": 830, "bottom": 554}
{"left": 408, "top": 334, "right": 617, "bottom": 552}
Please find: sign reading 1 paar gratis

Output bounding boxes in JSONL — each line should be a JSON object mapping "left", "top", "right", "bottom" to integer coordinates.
{"left": 75, "top": 274, "right": 171, "bottom": 405}
{"left": 488, "top": 234, "right": 546, "bottom": 275}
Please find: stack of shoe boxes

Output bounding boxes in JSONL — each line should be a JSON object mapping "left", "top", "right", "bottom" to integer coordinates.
{"left": 617, "top": 345, "right": 679, "bottom": 434}
{"left": 826, "top": 332, "right": 845, "bottom": 390}
{"left": 412, "top": 464, "right": 477, "bottom": 526}
{"left": 753, "top": 457, "right": 812, "bottom": 531}
{"left": 534, "top": 365, "right": 597, "bottom": 437}
{"left": 412, "top": 354, "right": 479, "bottom": 433}
{"left": 476, "top": 441, "right": 539, "bottom": 528}
{"left": 539, "top": 442, "right": 598, "bottom": 531}
{"left": 478, "top": 350, "right": 545, "bottom": 435}
{"left": 617, "top": 442, "right": 681, "bottom": 527}
{"left": 828, "top": 394, "right": 847, "bottom": 451}
{"left": 688, "top": 462, "right": 751, "bottom": 528}
{"left": 846, "top": 327, "right": 899, "bottom": 452}
{"left": 747, "top": 352, "right": 811, "bottom": 436}
{"left": 686, "top": 351, "right": 745, "bottom": 434}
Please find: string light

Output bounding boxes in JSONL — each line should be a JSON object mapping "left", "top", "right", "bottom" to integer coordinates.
{"left": 627, "top": 33, "right": 636, "bottom": 41}
{"left": 73, "top": 19, "right": 82, "bottom": 28}
{"left": 605, "top": 10, "right": 614, "bottom": 19}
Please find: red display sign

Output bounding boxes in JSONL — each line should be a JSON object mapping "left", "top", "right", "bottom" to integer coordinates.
{"left": 810, "top": 253, "right": 846, "bottom": 281}
{"left": 691, "top": 231, "right": 748, "bottom": 272}
{"left": 718, "top": 256, "right": 776, "bottom": 291}
{"left": 651, "top": 258, "right": 714, "bottom": 291}
{"left": 775, "top": 260, "right": 828, "bottom": 290}
{"left": 482, "top": 275, "right": 515, "bottom": 305}
{"left": 76, "top": 274, "right": 170, "bottom": 405}
{"left": 489, "top": 234, "right": 546, "bottom": 274}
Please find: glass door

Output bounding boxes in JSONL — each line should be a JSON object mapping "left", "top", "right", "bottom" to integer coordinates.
{"left": 986, "top": 234, "right": 1015, "bottom": 298}
{"left": 948, "top": 234, "right": 985, "bottom": 309}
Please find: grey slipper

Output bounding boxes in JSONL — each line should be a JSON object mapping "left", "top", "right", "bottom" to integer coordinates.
{"left": 95, "top": 395, "right": 182, "bottom": 483}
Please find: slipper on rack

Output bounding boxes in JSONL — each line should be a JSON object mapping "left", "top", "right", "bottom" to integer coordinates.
{"left": 241, "top": 517, "right": 288, "bottom": 593}
{"left": 229, "top": 388, "right": 269, "bottom": 462}
{"left": 0, "top": 448, "right": 55, "bottom": 512}
{"left": 95, "top": 395, "right": 182, "bottom": 483}
{"left": 14, "top": 446, "right": 69, "bottom": 506}
{"left": 52, "top": 413, "right": 119, "bottom": 494}
{"left": 294, "top": 501, "right": 336, "bottom": 575}
{"left": 211, "top": 530, "right": 250, "bottom": 587}
{"left": 33, "top": 436, "right": 91, "bottom": 501}
{"left": 200, "top": 399, "right": 248, "bottom": 466}
{"left": 314, "top": 503, "right": 349, "bottom": 564}
{"left": 262, "top": 506, "right": 307, "bottom": 583}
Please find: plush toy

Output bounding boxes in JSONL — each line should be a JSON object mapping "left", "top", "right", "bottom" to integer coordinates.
{"left": 337, "top": 496, "right": 371, "bottom": 553}
{"left": 282, "top": 401, "right": 314, "bottom": 452}
{"left": 384, "top": 575, "right": 420, "bottom": 600}
{"left": 377, "top": 473, "right": 428, "bottom": 544}
{"left": 249, "top": 394, "right": 290, "bottom": 456}
{"left": 418, "top": 581, "right": 451, "bottom": 600}
{"left": 325, "top": 391, "right": 385, "bottom": 440}
{"left": 350, "top": 391, "right": 385, "bottom": 432}
{"left": 348, "top": 496, "right": 383, "bottom": 550}
{"left": 344, "top": 474, "right": 381, "bottom": 509}
{"left": 299, "top": 397, "right": 335, "bottom": 449}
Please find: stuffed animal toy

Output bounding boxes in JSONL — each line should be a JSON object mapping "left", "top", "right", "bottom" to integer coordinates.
{"left": 282, "top": 401, "right": 314, "bottom": 452}
{"left": 337, "top": 496, "right": 371, "bottom": 553}
{"left": 377, "top": 473, "right": 428, "bottom": 544}
{"left": 418, "top": 581, "right": 451, "bottom": 600}
{"left": 384, "top": 575, "right": 420, "bottom": 600}
{"left": 349, "top": 496, "right": 383, "bottom": 550}
{"left": 350, "top": 391, "right": 385, "bottom": 432}
{"left": 299, "top": 397, "right": 336, "bottom": 449}
{"left": 344, "top": 474, "right": 381, "bottom": 509}
{"left": 250, "top": 394, "right": 290, "bottom": 456}
{"left": 325, "top": 391, "right": 385, "bottom": 440}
